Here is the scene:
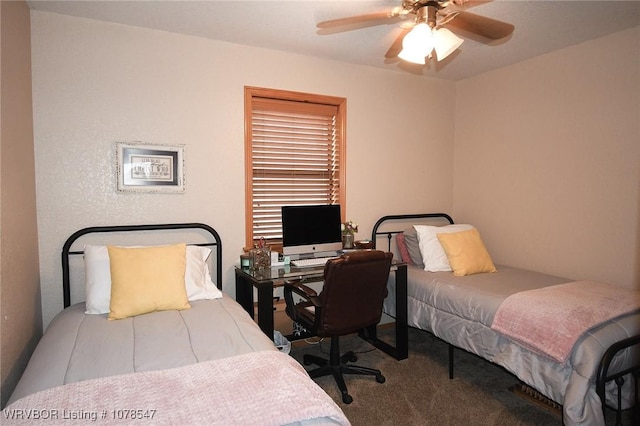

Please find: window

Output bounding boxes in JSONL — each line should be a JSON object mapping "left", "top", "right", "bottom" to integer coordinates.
{"left": 244, "top": 87, "right": 346, "bottom": 249}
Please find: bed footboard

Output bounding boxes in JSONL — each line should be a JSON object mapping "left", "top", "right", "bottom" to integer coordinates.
{"left": 596, "top": 334, "right": 640, "bottom": 425}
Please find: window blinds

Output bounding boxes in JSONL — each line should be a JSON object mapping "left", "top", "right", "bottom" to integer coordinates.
{"left": 250, "top": 97, "right": 342, "bottom": 243}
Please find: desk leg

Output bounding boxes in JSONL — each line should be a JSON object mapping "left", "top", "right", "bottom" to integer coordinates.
{"left": 234, "top": 270, "right": 275, "bottom": 339}
{"left": 395, "top": 264, "right": 408, "bottom": 359}
{"left": 256, "top": 283, "right": 274, "bottom": 339}
{"left": 235, "top": 270, "right": 254, "bottom": 317}
{"left": 358, "top": 264, "right": 408, "bottom": 360}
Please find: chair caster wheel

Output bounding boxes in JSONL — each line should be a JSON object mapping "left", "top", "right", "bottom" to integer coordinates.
{"left": 302, "top": 355, "right": 313, "bottom": 366}
{"left": 342, "top": 393, "right": 353, "bottom": 404}
{"left": 349, "top": 354, "right": 358, "bottom": 362}
{"left": 376, "top": 374, "right": 386, "bottom": 383}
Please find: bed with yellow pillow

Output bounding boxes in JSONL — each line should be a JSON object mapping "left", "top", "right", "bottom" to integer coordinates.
{"left": 373, "top": 213, "right": 640, "bottom": 426}
{"left": 4, "top": 223, "right": 349, "bottom": 426}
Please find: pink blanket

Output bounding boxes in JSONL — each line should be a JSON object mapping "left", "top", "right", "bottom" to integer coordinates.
{"left": 3, "top": 351, "right": 350, "bottom": 425}
{"left": 491, "top": 280, "right": 640, "bottom": 363}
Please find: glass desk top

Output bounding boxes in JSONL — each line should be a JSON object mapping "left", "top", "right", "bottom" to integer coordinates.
{"left": 235, "top": 264, "right": 325, "bottom": 284}
{"left": 235, "top": 260, "right": 405, "bottom": 285}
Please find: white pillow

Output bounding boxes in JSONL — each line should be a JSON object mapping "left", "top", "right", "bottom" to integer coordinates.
{"left": 84, "top": 244, "right": 222, "bottom": 314}
{"left": 413, "top": 224, "right": 475, "bottom": 272}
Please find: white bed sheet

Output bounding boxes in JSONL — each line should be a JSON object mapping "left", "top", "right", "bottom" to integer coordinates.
{"left": 384, "top": 264, "right": 639, "bottom": 426}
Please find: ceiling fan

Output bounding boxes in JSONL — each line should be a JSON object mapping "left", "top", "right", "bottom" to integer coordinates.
{"left": 317, "top": 0, "right": 515, "bottom": 65}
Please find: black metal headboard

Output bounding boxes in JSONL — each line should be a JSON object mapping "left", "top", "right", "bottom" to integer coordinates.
{"left": 61, "top": 223, "right": 222, "bottom": 308}
{"left": 371, "top": 213, "right": 454, "bottom": 252}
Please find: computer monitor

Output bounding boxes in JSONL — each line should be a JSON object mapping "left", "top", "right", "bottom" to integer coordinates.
{"left": 281, "top": 204, "right": 342, "bottom": 257}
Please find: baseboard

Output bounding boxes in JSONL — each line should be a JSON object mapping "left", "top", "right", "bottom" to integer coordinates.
{"left": 509, "top": 383, "right": 562, "bottom": 417}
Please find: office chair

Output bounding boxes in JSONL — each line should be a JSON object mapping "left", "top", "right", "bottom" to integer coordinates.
{"left": 284, "top": 250, "right": 393, "bottom": 404}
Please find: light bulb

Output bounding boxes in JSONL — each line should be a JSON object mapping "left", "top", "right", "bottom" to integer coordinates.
{"left": 398, "top": 23, "right": 434, "bottom": 65}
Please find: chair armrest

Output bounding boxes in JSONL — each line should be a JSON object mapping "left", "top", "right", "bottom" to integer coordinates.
{"left": 283, "top": 279, "right": 323, "bottom": 335}
{"left": 285, "top": 280, "right": 321, "bottom": 305}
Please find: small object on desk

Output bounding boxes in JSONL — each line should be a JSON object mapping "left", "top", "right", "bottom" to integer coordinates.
{"left": 270, "top": 252, "right": 287, "bottom": 267}
{"left": 250, "top": 238, "right": 271, "bottom": 271}
{"left": 240, "top": 253, "right": 251, "bottom": 269}
{"left": 342, "top": 234, "right": 355, "bottom": 249}
{"left": 355, "top": 239, "right": 374, "bottom": 249}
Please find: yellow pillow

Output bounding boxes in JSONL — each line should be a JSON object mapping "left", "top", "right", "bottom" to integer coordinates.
{"left": 107, "top": 243, "right": 190, "bottom": 320}
{"left": 436, "top": 229, "right": 497, "bottom": 277}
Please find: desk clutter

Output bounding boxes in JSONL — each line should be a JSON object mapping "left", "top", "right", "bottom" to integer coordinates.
{"left": 240, "top": 237, "right": 377, "bottom": 273}
{"left": 240, "top": 240, "right": 290, "bottom": 271}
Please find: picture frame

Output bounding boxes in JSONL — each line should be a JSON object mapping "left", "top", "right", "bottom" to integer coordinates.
{"left": 116, "top": 142, "right": 185, "bottom": 193}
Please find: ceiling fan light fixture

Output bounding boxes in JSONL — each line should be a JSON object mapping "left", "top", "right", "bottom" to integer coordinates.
{"left": 398, "top": 47, "right": 427, "bottom": 64}
{"left": 317, "top": 2, "right": 514, "bottom": 68}
{"left": 433, "top": 28, "right": 464, "bottom": 61}
{"left": 398, "top": 22, "right": 433, "bottom": 65}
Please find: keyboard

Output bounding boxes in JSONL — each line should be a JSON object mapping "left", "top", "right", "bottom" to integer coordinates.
{"left": 290, "top": 257, "right": 334, "bottom": 268}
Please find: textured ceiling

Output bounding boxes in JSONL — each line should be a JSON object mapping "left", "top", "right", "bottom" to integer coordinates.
{"left": 27, "top": 1, "right": 640, "bottom": 81}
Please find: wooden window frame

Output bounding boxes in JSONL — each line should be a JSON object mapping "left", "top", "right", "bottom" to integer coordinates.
{"left": 244, "top": 86, "right": 347, "bottom": 250}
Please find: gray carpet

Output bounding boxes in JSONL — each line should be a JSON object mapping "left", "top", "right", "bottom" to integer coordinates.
{"left": 288, "top": 326, "right": 625, "bottom": 426}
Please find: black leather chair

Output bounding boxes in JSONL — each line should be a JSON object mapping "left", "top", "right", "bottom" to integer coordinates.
{"left": 284, "top": 250, "right": 393, "bottom": 404}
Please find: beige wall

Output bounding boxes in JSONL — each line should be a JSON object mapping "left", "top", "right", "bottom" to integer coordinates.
{"left": 30, "top": 11, "right": 456, "bottom": 328}
{"left": 0, "top": 0, "right": 42, "bottom": 408}
{"left": 26, "top": 10, "right": 640, "bottom": 332}
{"left": 454, "top": 27, "right": 640, "bottom": 289}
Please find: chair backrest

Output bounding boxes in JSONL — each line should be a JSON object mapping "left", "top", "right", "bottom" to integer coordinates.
{"left": 318, "top": 250, "right": 393, "bottom": 336}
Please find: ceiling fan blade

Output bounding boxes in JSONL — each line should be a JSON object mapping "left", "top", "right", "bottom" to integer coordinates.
{"left": 445, "top": 11, "right": 514, "bottom": 39}
{"left": 450, "top": 0, "right": 493, "bottom": 10}
{"left": 385, "top": 27, "right": 411, "bottom": 59}
{"left": 317, "top": 9, "right": 402, "bottom": 29}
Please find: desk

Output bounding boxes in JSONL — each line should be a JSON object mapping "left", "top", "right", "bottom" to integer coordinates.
{"left": 234, "top": 262, "right": 408, "bottom": 360}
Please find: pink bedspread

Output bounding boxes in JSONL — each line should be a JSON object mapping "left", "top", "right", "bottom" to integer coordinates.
{"left": 3, "top": 351, "right": 350, "bottom": 425}
{"left": 491, "top": 280, "right": 640, "bottom": 363}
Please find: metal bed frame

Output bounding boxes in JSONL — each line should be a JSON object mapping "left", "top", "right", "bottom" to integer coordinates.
{"left": 371, "top": 213, "right": 639, "bottom": 425}
{"left": 61, "top": 223, "right": 222, "bottom": 309}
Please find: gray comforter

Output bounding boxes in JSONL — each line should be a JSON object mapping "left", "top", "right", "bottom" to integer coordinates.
{"left": 384, "top": 264, "right": 639, "bottom": 426}
{"left": 8, "top": 297, "right": 275, "bottom": 405}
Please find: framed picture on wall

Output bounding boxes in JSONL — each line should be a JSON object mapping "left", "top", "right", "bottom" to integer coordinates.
{"left": 116, "top": 142, "right": 185, "bottom": 193}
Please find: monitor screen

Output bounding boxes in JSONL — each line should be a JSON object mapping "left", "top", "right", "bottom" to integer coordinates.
{"left": 281, "top": 204, "right": 342, "bottom": 257}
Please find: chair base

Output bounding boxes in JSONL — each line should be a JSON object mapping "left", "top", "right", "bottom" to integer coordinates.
{"left": 303, "top": 337, "right": 385, "bottom": 404}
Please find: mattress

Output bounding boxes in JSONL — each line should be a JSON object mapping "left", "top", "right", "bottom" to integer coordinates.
{"left": 384, "top": 264, "right": 640, "bottom": 426}
{"left": 8, "top": 296, "right": 276, "bottom": 405}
